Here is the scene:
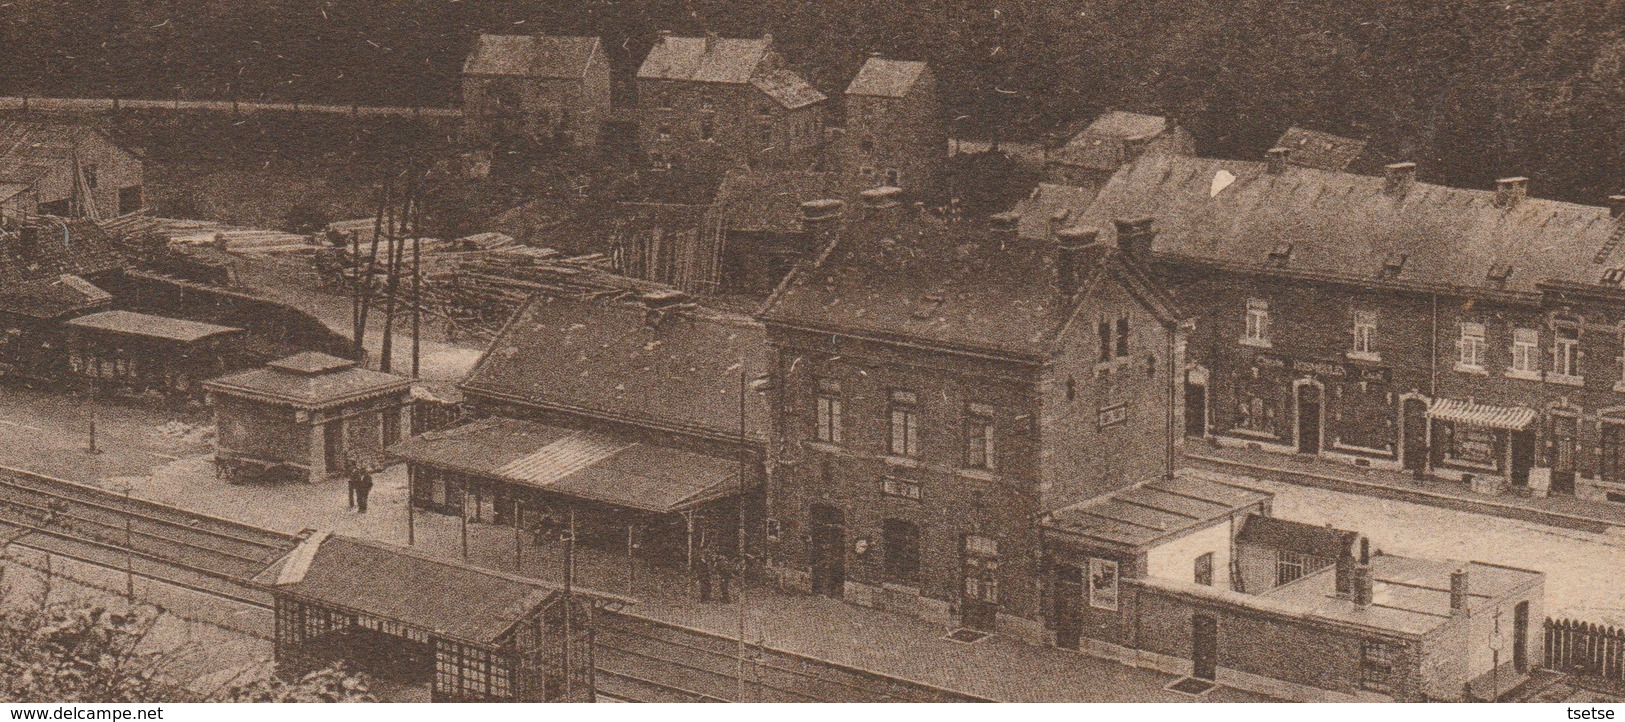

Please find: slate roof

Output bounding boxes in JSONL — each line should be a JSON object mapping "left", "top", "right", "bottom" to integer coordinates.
{"left": 713, "top": 169, "right": 843, "bottom": 234}
{"left": 462, "top": 35, "right": 601, "bottom": 79}
{"left": 1274, "top": 126, "right": 1370, "bottom": 172}
{"left": 1012, "top": 183, "right": 1107, "bottom": 241}
{"left": 1050, "top": 112, "right": 1177, "bottom": 171}
{"left": 1235, "top": 514, "right": 1356, "bottom": 559}
{"left": 1075, "top": 153, "right": 1625, "bottom": 298}
{"left": 204, "top": 352, "right": 410, "bottom": 410}
{"left": 388, "top": 417, "right": 746, "bottom": 513}
{"left": 462, "top": 295, "right": 770, "bottom": 441}
{"left": 0, "top": 121, "right": 134, "bottom": 169}
{"left": 751, "top": 69, "right": 827, "bottom": 109}
{"left": 637, "top": 35, "right": 772, "bottom": 84}
{"left": 1043, "top": 475, "right": 1271, "bottom": 549}
{"left": 1086, "top": 111, "right": 1169, "bottom": 141}
{"left": 845, "top": 57, "right": 928, "bottom": 98}
{"left": 257, "top": 534, "right": 623, "bottom": 646}
{"left": 758, "top": 206, "right": 1181, "bottom": 359}
{"left": 66, "top": 310, "right": 241, "bottom": 343}
{"left": 0, "top": 218, "right": 124, "bottom": 286}
{"left": 1260, "top": 555, "right": 1543, "bottom": 637}
{"left": 0, "top": 274, "right": 110, "bottom": 320}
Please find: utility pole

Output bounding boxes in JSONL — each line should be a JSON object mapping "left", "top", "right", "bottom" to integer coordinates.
{"left": 736, "top": 367, "right": 748, "bottom": 702}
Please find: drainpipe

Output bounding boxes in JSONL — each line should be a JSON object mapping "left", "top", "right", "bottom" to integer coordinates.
{"left": 1429, "top": 293, "right": 1439, "bottom": 397}
{"left": 1167, "top": 322, "right": 1177, "bottom": 480}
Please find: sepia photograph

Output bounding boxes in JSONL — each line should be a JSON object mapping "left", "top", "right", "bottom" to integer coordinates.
{"left": 0, "top": 0, "right": 1622, "bottom": 708}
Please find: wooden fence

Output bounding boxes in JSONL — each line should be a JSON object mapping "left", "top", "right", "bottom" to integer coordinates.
{"left": 1545, "top": 618, "right": 1625, "bottom": 680}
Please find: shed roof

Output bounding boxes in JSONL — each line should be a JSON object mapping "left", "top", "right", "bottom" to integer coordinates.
{"left": 1235, "top": 514, "right": 1356, "bottom": 559}
{"left": 1084, "top": 111, "right": 1169, "bottom": 141}
{"left": 258, "top": 534, "right": 625, "bottom": 646}
{"left": 66, "top": 310, "right": 241, "bottom": 343}
{"left": 462, "top": 296, "right": 770, "bottom": 442}
{"left": 388, "top": 417, "right": 746, "bottom": 513}
{"left": 0, "top": 274, "right": 110, "bottom": 321}
{"left": 845, "top": 57, "right": 928, "bottom": 98}
{"left": 462, "top": 35, "right": 601, "bottom": 79}
{"left": 752, "top": 69, "right": 827, "bottom": 109}
{"left": 0, "top": 182, "right": 29, "bottom": 204}
{"left": 638, "top": 35, "right": 772, "bottom": 84}
{"left": 1273, "top": 126, "right": 1371, "bottom": 172}
{"left": 1044, "top": 474, "right": 1271, "bottom": 549}
{"left": 1076, "top": 153, "right": 1625, "bottom": 297}
{"left": 204, "top": 353, "right": 409, "bottom": 410}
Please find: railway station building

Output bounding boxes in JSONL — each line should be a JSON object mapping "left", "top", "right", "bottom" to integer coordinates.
{"left": 204, "top": 352, "right": 411, "bottom": 482}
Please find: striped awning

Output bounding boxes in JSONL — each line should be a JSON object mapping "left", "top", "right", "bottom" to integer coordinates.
{"left": 1426, "top": 398, "right": 1537, "bottom": 431}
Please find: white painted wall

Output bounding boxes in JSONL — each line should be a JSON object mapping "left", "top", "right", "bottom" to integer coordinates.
{"left": 1146, "top": 518, "right": 1234, "bottom": 587}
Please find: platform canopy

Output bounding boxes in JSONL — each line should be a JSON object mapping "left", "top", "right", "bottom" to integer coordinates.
{"left": 390, "top": 417, "right": 746, "bottom": 514}
{"left": 66, "top": 310, "right": 242, "bottom": 343}
{"left": 1427, "top": 398, "right": 1537, "bottom": 431}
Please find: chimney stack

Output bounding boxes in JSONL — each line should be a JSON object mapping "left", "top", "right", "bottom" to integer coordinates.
{"left": 1335, "top": 546, "right": 1355, "bottom": 598}
{"left": 1113, "top": 216, "right": 1156, "bottom": 262}
{"left": 800, "top": 198, "right": 845, "bottom": 254}
{"left": 1055, "top": 226, "right": 1099, "bottom": 301}
{"left": 860, "top": 186, "right": 905, "bottom": 223}
{"left": 1608, "top": 195, "right": 1625, "bottom": 219}
{"left": 1047, "top": 208, "right": 1071, "bottom": 239}
{"left": 1383, "top": 162, "right": 1417, "bottom": 197}
{"left": 705, "top": 31, "right": 719, "bottom": 53}
{"left": 1494, "top": 177, "right": 1528, "bottom": 209}
{"left": 1266, "top": 147, "right": 1292, "bottom": 175}
{"left": 657, "top": 29, "right": 673, "bottom": 43}
{"left": 1353, "top": 564, "right": 1374, "bottom": 606}
{"left": 1450, "top": 567, "right": 1470, "bottom": 617}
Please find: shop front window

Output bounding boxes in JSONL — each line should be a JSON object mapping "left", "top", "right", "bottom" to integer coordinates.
{"left": 1234, "top": 391, "right": 1279, "bottom": 437}
{"left": 1334, "top": 382, "right": 1393, "bottom": 453}
{"left": 1436, "top": 421, "right": 1501, "bottom": 470}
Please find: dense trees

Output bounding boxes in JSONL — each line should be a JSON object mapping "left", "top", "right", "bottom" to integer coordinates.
{"left": 0, "top": 0, "right": 1620, "bottom": 203}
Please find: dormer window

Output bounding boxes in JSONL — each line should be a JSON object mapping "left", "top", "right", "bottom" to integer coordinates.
{"left": 1382, "top": 252, "right": 1407, "bottom": 278}
{"left": 1487, "top": 263, "right": 1514, "bottom": 287}
{"left": 1603, "top": 268, "right": 1625, "bottom": 286}
{"left": 1268, "top": 243, "right": 1294, "bottom": 266}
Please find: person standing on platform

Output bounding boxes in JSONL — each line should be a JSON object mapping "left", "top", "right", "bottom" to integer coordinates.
{"left": 716, "top": 555, "right": 736, "bottom": 604}
{"left": 345, "top": 458, "right": 358, "bottom": 510}
{"left": 355, "top": 465, "right": 374, "bottom": 513}
{"left": 696, "top": 550, "right": 714, "bottom": 603}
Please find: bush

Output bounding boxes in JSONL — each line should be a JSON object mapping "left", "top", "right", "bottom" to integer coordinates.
{"left": 282, "top": 200, "right": 332, "bottom": 235}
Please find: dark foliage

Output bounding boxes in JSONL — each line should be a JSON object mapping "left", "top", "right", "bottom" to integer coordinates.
{"left": 0, "top": 1, "right": 1620, "bottom": 202}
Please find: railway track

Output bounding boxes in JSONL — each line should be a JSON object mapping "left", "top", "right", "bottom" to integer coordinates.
{"left": 597, "top": 613, "right": 988, "bottom": 703}
{"left": 0, "top": 464, "right": 298, "bottom": 605}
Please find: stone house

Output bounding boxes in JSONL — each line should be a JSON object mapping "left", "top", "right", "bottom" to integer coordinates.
{"left": 461, "top": 34, "right": 612, "bottom": 150}
{"left": 835, "top": 56, "right": 943, "bottom": 198}
{"left": 0, "top": 121, "right": 144, "bottom": 220}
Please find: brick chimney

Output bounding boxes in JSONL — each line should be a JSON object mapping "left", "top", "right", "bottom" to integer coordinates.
{"left": 1608, "top": 195, "right": 1625, "bottom": 219}
{"left": 860, "top": 185, "right": 905, "bottom": 223}
{"left": 1383, "top": 162, "right": 1417, "bottom": 197}
{"left": 1335, "top": 547, "right": 1355, "bottom": 598}
{"left": 1113, "top": 216, "right": 1156, "bottom": 262}
{"left": 1450, "top": 567, "right": 1470, "bottom": 617}
{"left": 1266, "top": 147, "right": 1292, "bottom": 175}
{"left": 1494, "top": 177, "right": 1528, "bottom": 209}
{"left": 1055, "top": 226, "right": 1099, "bottom": 301}
{"left": 705, "top": 31, "right": 719, "bottom": 53}
{"left": 800, "top": 198, "right": 845, "bottom": 254}
{"left": 1353, "top": 564, "right": 1374, "bottom": 606}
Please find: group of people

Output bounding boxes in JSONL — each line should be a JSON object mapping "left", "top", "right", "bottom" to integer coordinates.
{"left": 694, "top": 551, "right": 743, "bottom": 604}
{"left": 344, "top": 458, "right": 374, "bottom": 513}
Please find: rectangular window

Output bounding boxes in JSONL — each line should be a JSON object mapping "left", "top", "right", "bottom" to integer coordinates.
{"left": 699, "top": 119, "right": 716, "bottom": 141}
{"left": 1361, "top": 639, "right": 1398, "bottom": 692}
{"left": 1512, "top": 327, "right": 1539, "bottom": 372}
{"left": 1098, "top": 402, "right": 1128, "bottom": 429}
{"left": 1353, "top": 310, "right": 1377, "bottom": 355}
{"left": 1098, "top": 319, "right": 1113, "bottom": 362}
{"left": 1459, "top": 322, "right": 1486, "bottom": 369}
{"left": 1194, "top": 552, "right": 1214, "bottom": 586}
{"left": 963, "top": 403, "right": 995, "bottom": 470}
{"left": 815, "top": 379, "right": 843, "bottom": 443}
{"left": 1088, "top": 558, "right": 1119, "bottom": 610}
{"left": 881, "top": 476, "right": 922, "bottom": 500}
{"left": 1555, "top": 325, "right": 1580, "bottom": 378}
{"left": 1245, "top": 299, "right": 1270, "bottom": 343}
{"left": 888, "top": 390, "right": 919, "bottom": 457}
{"left": 83, "top": 164, "right": 98, "bottom": 189}
{"left": 882, "top": 519, "right": 922, "bottom": 584}
{"left": 1276, "top": 550, "right": 1327, "bottom": 586}
{"left": 1115, "top": 317, "right": 1130, "bottom": 357}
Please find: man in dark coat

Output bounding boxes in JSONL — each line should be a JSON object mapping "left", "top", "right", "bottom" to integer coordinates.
{"left": 696, "top": 551, "right": 714, "bottom": 603}
{"left": 355, "top": 466, "right": 374, "bottom": 513}
{"left": 344, "top": 459, "right": 358, "bottom": 510}
{"left": 716, "top": 554, "right": 736, "bottom": 604}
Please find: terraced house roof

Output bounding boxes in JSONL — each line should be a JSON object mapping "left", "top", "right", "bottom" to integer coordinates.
{"left": 845, "top": 57, "right": 927, "bottom": 98}
{"left": 463, "top": 35, "right": 601, "bottom": 79}
{"left": 1076, "top": 153, "right": 1625, "bottom": 298}
{"left": 638, "top": 34, "right": 772, "bottom": 84}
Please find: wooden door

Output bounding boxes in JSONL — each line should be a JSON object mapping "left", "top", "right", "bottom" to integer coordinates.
{"left": 323, "top": 421, "right": 343, "bottom": 475}
{"left": 960, "top": 535, "right": 1000, "bottom": 631}
{"left": 1184, "top": 382, "right": 1207, "bottom": 438}
{"left": 1551, "top": 415, "right": 1577, "bottom": 495}
{"left": 1513, "top": 601, "right": 1529, "bottom": 672}
{"left": 1297, "top": 386, "right": 1321, "bottom": 454}
{"left": 1192, "top": 613, "right": 1218, "bottom": 680}
{"left": 1054, "top": 564, "right": 1084, "bottom": 650}
{"left": 1402, "top": 398, "right": 1428, "bottom": 472}
{"left": 808, "top": 505, "right": 845, "bottom": 597}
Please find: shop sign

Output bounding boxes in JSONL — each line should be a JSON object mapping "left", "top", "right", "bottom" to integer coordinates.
{"left": 1255, "top": 352, "right": 1390, "bottom": 383}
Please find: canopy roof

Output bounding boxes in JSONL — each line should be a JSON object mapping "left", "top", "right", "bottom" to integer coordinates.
{"left": 66, "top": 310, "right": 241, "bottom": 343}
{"left": 390, "top": 417, "right": 746, "bottom": 514}
{"left": 1044, "top": 474, "right": 1270, "bottom": 550}
{"left": 204, "top": 352, "right": 410, "bottom": 410}
{"left": 1428, "top": 398, "right": 1537, "bottom": 431}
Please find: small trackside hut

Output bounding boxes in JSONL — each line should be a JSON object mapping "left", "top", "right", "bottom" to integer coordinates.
{"left": 204, "top": 352, "right": 411, "bottom": 482}
{"left": 258, "top": 533, "right": 629, "bottom": 702}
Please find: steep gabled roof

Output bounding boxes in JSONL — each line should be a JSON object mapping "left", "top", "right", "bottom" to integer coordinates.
{"left": 758, "top": 206, "right": 1181, "bottom": 360}
{"left": 638, "top": 35, "right": 772, "bottom": 84}
{"left": 461, "top": 295, "right": 770, "bottom": 442}
{"left": 1075, "top": 153, "right": 1625, "bottom": 298}
{"left": 752, "top": 69, "right": 827, "bottom": 109}
{"left": 462, "top": 35, "right": 601, "bottom": 79}
{"left": 845, "top": 57, "right": 927, "bottom": 98}
{"left": 0, "top": 121, "right": 137, "bottom": 171}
